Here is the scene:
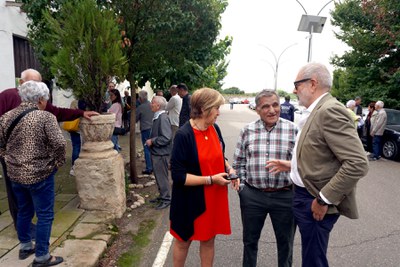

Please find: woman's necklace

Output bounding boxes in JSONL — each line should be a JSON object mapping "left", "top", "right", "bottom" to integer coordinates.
{"left": 192, "top": 120, "right": 209, "bottom": 140}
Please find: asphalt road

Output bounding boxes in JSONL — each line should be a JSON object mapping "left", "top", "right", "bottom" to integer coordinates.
{"left": 143, "top": 103, "right": 400, "bottom": 267}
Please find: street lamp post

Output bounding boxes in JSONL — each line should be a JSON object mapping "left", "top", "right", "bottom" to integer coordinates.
{"left": 296, "top": 0, "right": 334, "bottom": 62}
{"left": 260, "top": 43, "right": 297, "bottom": 90}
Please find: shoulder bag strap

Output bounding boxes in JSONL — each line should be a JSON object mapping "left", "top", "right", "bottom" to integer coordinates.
{"left": 5, "top": 108, "right": 38, "bottom": 143}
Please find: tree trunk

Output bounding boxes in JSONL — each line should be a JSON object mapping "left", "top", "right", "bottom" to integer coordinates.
{"left": 127, "top": 75, "right": 138, "bottom": 184}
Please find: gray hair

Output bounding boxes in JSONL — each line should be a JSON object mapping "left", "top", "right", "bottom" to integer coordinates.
{"left": 153, "top": 96, "right": 167, "bottom": 110}
{"left": 20, "top": 69, "right": 42, "bottom": 82}
{"left": 346, "top": 100, "right": 356, "bottom": 108}
{"left": 139, "top": 90, "right": 148, "bottom": 101}
{"left": 255, "top": 89, "right": 279, "bottom": 107}
{"left": 376, "top": 100, "right": 384, "bottom": 108}
{"left": 299, "top": 62, "right": 332, "bottom": 90}
{"left": 18, "top": 81, "right": 50, "bottom": 103}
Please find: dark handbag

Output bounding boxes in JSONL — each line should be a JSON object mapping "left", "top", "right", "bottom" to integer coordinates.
{"left": 113, "top": 127, "right": 126, "bottom": 136}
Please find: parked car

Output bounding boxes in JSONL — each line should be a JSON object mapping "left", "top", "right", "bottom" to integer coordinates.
{"left": 248, "top": 101, "right": 256, "bottom": 110}
{"left": 241, "top": 99, "right": 250, "bottom": 104}
{"left": 361, "top": 108, "right": 400, "bottom": 160}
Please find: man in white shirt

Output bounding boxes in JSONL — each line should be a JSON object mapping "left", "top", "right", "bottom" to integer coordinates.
{"left": 165, "top": 85, "right": 182, "bottom": 139}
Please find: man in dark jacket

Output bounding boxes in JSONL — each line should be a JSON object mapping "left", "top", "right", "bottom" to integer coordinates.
{"left": 280, "top": 95, "right": 295, "bottom": 122}
{"left": 177, "top": 83, "right": 191, "bottom": 127}
{"left": 145, "top": 96, "right": 172, "bottom": 210}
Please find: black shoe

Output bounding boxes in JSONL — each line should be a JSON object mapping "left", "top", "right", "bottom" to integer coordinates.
{"left": 149, "top": 197, "right": 161, "bottom": 203}
{"left": 142, "top": 170, "right": 152, "bottom": 175}
{"left": 19, "top": 248, "right": 35, "bottom": 260}
{"left": 32, "top": 256, "right": 63, "bottom": 267}
{"left": 155, "top": 202, "right": 171, "bottom": 210}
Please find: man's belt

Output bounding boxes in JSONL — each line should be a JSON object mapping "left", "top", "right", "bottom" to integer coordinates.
{"left": 245, "top": 182, "right": 293, "bottom": 192}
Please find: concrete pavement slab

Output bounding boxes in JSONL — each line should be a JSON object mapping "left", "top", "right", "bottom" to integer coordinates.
{"left": 0, "top": 224, "right": 18, "bottom": 250}
{"left": 0, "top": 211, "right": 12, "bottom": 232}
{"left": 69, "top": 223, "right": 105, "bottom": 239}
{"left": 80, "top": 211, "right": 115, "bottom": 223}
{"left": 52, "top": 239, "right": 107, "bottom": 267}
{"left": 51, "top": 210, "right": 84, "bottom": 238}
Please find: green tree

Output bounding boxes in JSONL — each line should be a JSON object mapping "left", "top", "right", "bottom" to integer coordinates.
{"left": 222, "top": 87, "right": 244, "bottom": 94}
{"left": 41, "top": 0, "right": 127, "bottom": 112}
{"left": 331, "top": 0, "right": 400, "bottom": 108}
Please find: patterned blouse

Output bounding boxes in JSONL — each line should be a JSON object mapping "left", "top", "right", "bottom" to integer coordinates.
{"left": 0, "top": 102, "right": 66, "bottom": 184}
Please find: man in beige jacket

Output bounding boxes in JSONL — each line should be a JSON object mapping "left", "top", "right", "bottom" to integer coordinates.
{"left": 291, "top": 63, "right": 368, "bottom": 267}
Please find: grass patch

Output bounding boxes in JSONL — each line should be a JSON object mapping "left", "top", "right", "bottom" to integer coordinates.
{"left": 117, "top": 219, "right": 156, "bottom": 267}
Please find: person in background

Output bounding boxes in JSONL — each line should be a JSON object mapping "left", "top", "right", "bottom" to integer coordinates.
{"left": 108, "top": 89, "right": 123, "bottom": 152}
{"left": 365, "top": 101, "right": 376, "bottom": 153}
{"left": 136, "top": 90, "right": 154, "bottom": 174}
{"left": 165, "top": 85, "right": 182, "bottom": 140}
{"left": 103, "top": 81, "right": 116, "bottom": 111}
{"left": 290, "top": 62, "right": 368, "bottom": 266}
{"left": 354, "top": 96, "right": 363, "bottom": 137}
{"left": 177, "top": 83, "right": 191, "bottom": 127}
{"left": 123, "top": 90, "right": 132, "bottom": 132}
{"left": 170, "top": 88, "right": 238, "bottom": 267}
{"left": 145, "top": 96, "right": 172, "bottom": 210}
{"left": 280, "top": 95, "right": 295, "bottom": 122}
{"left": 346, "top": 100, "right": 361, "bottom": 128}
{"left": 156, "top": 90, "right": 164, "bottom": 96}
{"left": 370, "top": 100, "right": 387, "bottom": 161}
{"left": 0, "top": 81, "right": 65, "bottom": 267}
{"left": 68, "top": 99, "right": 87, "bottom": 176}
{"left": 0, "top": 68, "right": 98, "bottom": 236}
{"left": 233, "top": 89, "right": 297, "bottom": 267}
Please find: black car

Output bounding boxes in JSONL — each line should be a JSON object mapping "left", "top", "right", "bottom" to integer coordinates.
{"left": 362, "top": 108, "right": 400, "bottom": 160}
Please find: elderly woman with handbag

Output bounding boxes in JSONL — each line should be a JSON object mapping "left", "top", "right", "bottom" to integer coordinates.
{"left": 0, "top": 81, "right": 65, "bottom": 267}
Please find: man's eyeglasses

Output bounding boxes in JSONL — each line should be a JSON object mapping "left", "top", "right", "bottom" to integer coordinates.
{"left": 294, "top": 78, "right": 312, "bottom": 89}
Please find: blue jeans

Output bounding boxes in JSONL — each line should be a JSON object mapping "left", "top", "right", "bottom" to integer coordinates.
{"left": 372, "top": 135, "right": 383, "bottom": 158}
{"left": 70, "top": 131, "right": 81, "bottom": 165}
{"left": 111, "top": 134, "right": 121, "bottom": 152}
{"left": 11, "top": 171, "right": 56, "bottom": 258}
{"left": 141, "top": 129, "right": 153, "bottom": 172}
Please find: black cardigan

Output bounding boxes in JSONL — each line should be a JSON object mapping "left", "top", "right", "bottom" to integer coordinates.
{"left": 169, "top": 121, "right": 225, "bottom": 241}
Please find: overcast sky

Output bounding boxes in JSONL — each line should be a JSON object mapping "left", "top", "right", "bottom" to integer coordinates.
{"left": 219, "top": 0, "right": 349, "bottom": 93}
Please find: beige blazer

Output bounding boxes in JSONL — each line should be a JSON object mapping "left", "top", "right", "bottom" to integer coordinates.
{"left": 297, "top": 94, "right": 369, "bottom": 219}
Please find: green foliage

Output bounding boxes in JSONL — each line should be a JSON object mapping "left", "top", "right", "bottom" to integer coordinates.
{"left": 330, "top": 0, "right": 400, "bottom": 108}
{"left": 117, "top": 220, "right": 156, "bottom": 267}
{"left": 40, "top": 0, "right": 127, "bottom": 111}
{"left": 221, "top": 87, "right": 245, "bottom": 94}
{"left": 107, "top": 0, "right": 231, "bottom": 91}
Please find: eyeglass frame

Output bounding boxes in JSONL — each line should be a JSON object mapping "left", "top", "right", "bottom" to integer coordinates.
{"left": 293, "top": 78, "right": 312, "bottom": 89}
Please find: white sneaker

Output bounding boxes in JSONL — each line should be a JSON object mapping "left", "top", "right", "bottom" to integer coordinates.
{"left": 365, "top": 151, "right": 371, "bottom": 156}
{"left": 69, "top": 168, "right": 75, "bottom": 176}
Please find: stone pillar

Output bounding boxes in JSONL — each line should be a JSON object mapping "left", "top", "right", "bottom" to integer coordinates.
{"left": 74, "top": 114, "right": 126, "bottom": 219}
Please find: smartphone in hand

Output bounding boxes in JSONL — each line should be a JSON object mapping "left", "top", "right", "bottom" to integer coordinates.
{"left": 224, "top": 174, "right": 238, "bottom": 180}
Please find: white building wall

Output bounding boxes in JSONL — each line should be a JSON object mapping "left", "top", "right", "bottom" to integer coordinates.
{"left": 0, "top": 0, "right": 29, "bottom": 92}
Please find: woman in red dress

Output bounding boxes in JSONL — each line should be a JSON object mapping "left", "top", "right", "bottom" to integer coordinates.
{"left": 170, "top": 88, "right": 240, "bottom": 266}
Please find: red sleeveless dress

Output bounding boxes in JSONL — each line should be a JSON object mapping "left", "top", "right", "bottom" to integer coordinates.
{"left": 170, "top": 126, "right": 231, "bottom": 241}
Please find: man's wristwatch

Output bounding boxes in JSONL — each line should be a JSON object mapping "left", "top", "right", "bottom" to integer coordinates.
{"left": 316, "top": 195, "right": 328, "bottom": 206}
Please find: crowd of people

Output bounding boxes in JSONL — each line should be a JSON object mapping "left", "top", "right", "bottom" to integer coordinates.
{"left": 1, "top": 61, "right": 390, "bottom": 266}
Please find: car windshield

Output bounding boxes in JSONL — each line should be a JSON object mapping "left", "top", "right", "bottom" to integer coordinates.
{"left": 386, "top": 109, "right": 400, "bottom": 125}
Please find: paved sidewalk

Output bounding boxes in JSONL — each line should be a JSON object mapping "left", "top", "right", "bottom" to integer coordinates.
{"left": 0, "top": 192, "right": 116, "bottom": 267}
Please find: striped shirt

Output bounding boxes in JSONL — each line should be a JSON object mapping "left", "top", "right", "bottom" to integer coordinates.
{"left": 233, "top": 118, "right": 298, "bottom": 189}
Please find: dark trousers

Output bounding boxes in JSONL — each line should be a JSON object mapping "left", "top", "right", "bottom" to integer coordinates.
{"left": 372, "top": 135, "right": 383, "bottom": 158}
{"left": 1, "top": 158, "right": 18, "bottom": 228}
{"left": 151, "top": 154, "right": 171, "bottom": 202}
{"left": 293, "top": 186, "right": 339, "bottom": 267}
{"left": 239, "top": 184, "right": 295, "bottom": 267}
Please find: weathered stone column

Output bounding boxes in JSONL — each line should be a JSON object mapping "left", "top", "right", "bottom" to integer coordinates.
{"left": 74, "top": 114, "right": 126, "bottom": 219}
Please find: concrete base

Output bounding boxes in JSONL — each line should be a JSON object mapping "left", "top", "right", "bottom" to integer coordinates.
{"left": 74, "top": 153, "right": 126, "bottom": 219}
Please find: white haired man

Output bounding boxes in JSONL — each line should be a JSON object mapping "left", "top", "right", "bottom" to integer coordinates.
{"left": 370, "top": 100, "right": 387, "bottom": 160}
{"left": 145, "top": 96, "right": 172, "bottom": 209}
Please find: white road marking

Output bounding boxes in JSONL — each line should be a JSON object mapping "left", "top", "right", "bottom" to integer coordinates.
{"left": 152, "top": 231, "right": 174, "bottom": 267}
